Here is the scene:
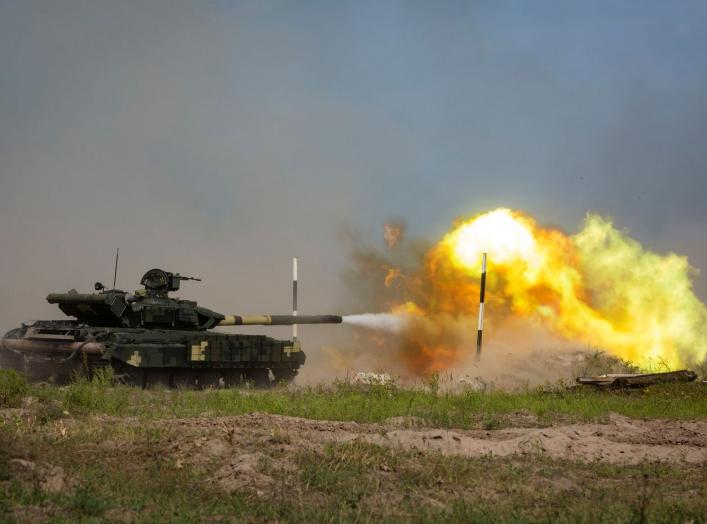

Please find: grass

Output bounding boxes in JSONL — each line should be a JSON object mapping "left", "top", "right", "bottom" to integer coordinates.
{"left": 0, "top": 370, "right": 28, "bottom": 408}
{"left": 0, "top": 369, "right": 705, "bottom": 522}
{"left": 1, "top": 425, "right": 705, "bottom": 523}
{"left": 5, "top": 373, "right": 703, "bottom": 429}
{"left": 292, "top": 442, "right": 706, "bottom": 523}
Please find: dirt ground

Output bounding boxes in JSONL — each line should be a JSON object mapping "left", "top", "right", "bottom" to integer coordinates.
{"left": 164, "top": 411, "right": 707, "bottom": 473}
{"left": 2, "top": 407, "right": 706, "bottom": 522}
{"left": 99, "top": 411, "right": 707, "bottom": 496}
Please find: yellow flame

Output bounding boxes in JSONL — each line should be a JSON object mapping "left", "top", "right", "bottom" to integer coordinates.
{"left": 447, "top": 209, "right": 541, "bottom": 271}
{"left": 417, "top": 208, "right": 707, "bottom": 369}
{"left": 391, "top": 301, "right": 424, "bottom": 316}
{"left": 376, "top": 209, "right": 707, "bottom": 371}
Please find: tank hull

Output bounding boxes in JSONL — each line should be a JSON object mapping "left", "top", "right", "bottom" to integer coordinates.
{"left": 0, "top": 321, "right": 305, "bottom": 387}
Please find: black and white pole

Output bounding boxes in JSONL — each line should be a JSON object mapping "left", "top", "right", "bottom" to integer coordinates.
{"left": 476, "top": 253, "right": 487, "bottom": 358}
{"left": 292, "top": 257, "right": 298, "bottom": 341}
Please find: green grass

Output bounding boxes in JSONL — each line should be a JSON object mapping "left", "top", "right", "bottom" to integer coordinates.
{"left": 0, "top": 370, "right": 28, "bottom": 408}
{"left": 1, "top": 375, "right": 705, "bottom": 523}
{"left": 292, "top": 442, "right": 706, "bottom": 523}
{"left": 1, "top": 430, "right": 704, "bottom": 523}
{"left": 13, "top": 377, "right": 705, "bottom": 428}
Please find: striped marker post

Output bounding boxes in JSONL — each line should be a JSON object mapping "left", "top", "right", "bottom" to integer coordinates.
{"left": 292, "top": 257, "right": 298, "bottom": 341}
{"left": 476, "top": 253, "right": 487, "bottom": 358}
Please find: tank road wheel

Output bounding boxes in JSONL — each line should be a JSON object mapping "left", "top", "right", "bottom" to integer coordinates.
{"left": 107, "top": 362, "right": 279, "bottom": 389}
{"left": 110, "top": 362, "right": 172, "bottom": 389}
{"left": 142, "top": 369, "right": 173, "bottom": 389}
{"left": 170, "top": 369, "right": 199, "bottom": 389}
{"left": 220, "top": 370, "right": 246, "bottom": 388}
{"left": 109, "top": 359, "right": 142, "bottom": 386}
{"left": 192, "top": 370, "right": 225, "bottom": 389}
{"left": 271, "top": 367, "right": 298, "bottom": 384}
{"left": 244, "top": 368, "right": 271, "bottom": 387}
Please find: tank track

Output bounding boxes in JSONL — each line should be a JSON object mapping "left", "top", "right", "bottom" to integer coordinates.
{"left": 0, "top": 342, "right": 296, "bottom": 388}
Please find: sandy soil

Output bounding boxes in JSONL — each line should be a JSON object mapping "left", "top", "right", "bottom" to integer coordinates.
{"left": 161, "top": 412, "right": 707, "bottom": 468}
{"left": 4, "top": 409, "right": 705, "bottom": 521}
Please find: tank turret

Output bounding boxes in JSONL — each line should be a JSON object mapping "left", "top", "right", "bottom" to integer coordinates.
{"left": 46, "top": 268, "right": 223, "bottom": 330}
{"left": 45, "top": 268, "right": 342, "bottom": 330}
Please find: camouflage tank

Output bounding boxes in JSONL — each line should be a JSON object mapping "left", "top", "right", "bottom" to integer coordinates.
{"left": 0, "top": 268, "right": 341, "bottom": 387}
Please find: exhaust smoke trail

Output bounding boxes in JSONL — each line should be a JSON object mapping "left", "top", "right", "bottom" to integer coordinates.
{"left": 342, "top": 313, "right": 410, "bottom": 334}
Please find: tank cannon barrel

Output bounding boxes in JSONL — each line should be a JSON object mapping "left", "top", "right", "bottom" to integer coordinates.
{"left": 219, "top": 314, "right": 342, "bottom": 326}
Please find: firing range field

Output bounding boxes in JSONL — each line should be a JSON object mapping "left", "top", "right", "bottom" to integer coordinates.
{"left": 0, "top": 371, "right": 705, "bottom": 523}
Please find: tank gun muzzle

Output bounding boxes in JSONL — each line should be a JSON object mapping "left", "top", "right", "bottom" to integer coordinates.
{"left": 218, "top": 315, "right": 342, "bottom": 326}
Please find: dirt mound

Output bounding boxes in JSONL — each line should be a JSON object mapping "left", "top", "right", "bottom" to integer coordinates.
{"left": 9, "top": 459, "right": 76, "bottom": 493}
{"left": 161, "top": 412, "right": 707, "bottom": 466}
{"left": 211, "top": 451, "right": 272, "bottom": 494}
{"left": 367, "top": 421, "right": 706, "bottom": 465}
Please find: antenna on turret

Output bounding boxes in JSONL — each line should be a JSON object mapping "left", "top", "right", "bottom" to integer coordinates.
{"left": 112, "top": 248, "right": 119, "bottom": 290}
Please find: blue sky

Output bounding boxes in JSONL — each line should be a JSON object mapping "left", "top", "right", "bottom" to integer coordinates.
{"left": 1, "top": 1, "right": 706, "bottom": 329}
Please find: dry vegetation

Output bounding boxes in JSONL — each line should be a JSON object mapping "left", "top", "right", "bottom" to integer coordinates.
{"left": 0, "top": 368, "right": 705, "bottom": 523}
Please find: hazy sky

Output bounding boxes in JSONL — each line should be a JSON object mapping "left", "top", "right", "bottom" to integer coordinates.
{"left": 1, "top": 1, "right": 706, "bottom": 335}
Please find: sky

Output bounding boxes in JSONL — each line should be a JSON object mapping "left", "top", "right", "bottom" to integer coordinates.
{"left": 1, "top": 0, "right": 706, "bottom": 343}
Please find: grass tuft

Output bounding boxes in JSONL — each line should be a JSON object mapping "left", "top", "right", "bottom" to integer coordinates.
{"left": 68, "top": 485, "right": 107, "bottom": 517}
{"left": 0, "top": 369, "right": 28, "bottom": 407}
{"left": 4, "top": 377, "right": 703, "bottom": 426}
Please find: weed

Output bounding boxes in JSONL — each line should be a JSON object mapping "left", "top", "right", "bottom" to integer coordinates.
{"left": 0, "top": 369, "right": 28, "bottom": 407}
{"left": 61, "top": 373, "right": 129, "bottom": 414}
{"left": 90, "top": 366, "right": 116, "bottom": 386}
{"left": 35, "top": 400, "right": 64, "bottom": 424}
{"left": 482, "top": 415, "right": 502, "bottom": 430}
{"left": 424, "top": 372, "right": 440, "bottom": 395}
{"left": 68, "top": 485, "right": 106, "bottom": 516}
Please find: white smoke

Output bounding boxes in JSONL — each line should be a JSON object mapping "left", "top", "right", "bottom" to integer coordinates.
{"left": 342, "top": 313, "right": 410, "bottom": 333}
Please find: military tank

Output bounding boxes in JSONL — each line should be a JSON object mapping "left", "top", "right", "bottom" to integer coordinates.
{"left": 0, "top": 268, "right": 341, "bottom": 387}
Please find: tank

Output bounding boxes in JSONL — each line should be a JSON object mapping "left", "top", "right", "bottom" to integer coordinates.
{"left": 0, "top": 268, "right": 342, "bottom": 387}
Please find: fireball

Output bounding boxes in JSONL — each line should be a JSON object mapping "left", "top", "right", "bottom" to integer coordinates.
{"left": 372, "top": 208, "right": 707, "bottom": 372}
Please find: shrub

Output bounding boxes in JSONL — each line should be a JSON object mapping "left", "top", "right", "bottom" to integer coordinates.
{"left": 69, "top": 486, "right": 106, "bottom": 516}
{"left": 61, "top": 369, "right": 128, "bottom": 414}
{"left": 91, "top": 366, "right": 116, "bottom": 387}
{"left": 0, "top": 369, "right": 28, "bottom": 407}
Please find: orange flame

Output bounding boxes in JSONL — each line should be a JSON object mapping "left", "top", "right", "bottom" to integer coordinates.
{"left": 369, "top": 208, "right": 707, "bottom": 373}
{"left": 384, "top": 267, "right": 402, "bottom": 287}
